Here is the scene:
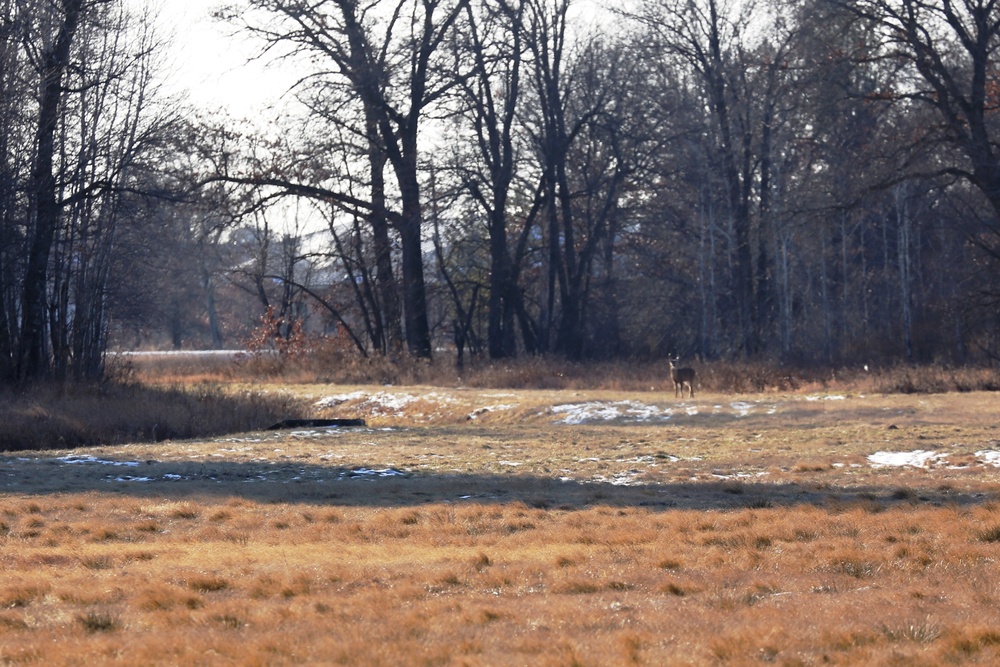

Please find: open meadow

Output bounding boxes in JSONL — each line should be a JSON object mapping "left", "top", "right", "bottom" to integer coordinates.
{"left": 2, "top": 366, "right": 1000, "bottom": 665}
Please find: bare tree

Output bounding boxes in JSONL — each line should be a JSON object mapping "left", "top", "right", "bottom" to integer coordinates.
{"left": 219, "top": 0, "right": 472, "bottom": 358}
{"left": 453, "top": 0, "right": 527, "bottom": 359}
{"left": 0, "top": 0, "right": 171, "bottom": 382}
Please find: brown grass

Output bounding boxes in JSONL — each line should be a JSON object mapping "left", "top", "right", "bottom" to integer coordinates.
{"left": 0, "top": 381, "right": 306, "bottom": 451}
{"left": 3, "top": 357, "right": 1000, "bottom": 664}
{"left": 1, "top": 490, "right": 1000, "bottom": 665}
{"left": 121, "top": 349, "right": 1000, "bottom": 394}
{"left": 9, "top": 352, "right": 991, "bottom": 452}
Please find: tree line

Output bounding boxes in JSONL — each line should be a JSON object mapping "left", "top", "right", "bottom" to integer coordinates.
{"left": 4, "top": 0, "right": 1000, "bottom": 384}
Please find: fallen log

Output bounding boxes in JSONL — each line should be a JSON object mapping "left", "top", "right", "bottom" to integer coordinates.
{"left": 266, "top": 418, "right": 367, "bottom": 430}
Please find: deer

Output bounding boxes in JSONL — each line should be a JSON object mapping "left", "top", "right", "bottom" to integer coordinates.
{"left": 668, "top": 356, "right": 696, "bottom": 399}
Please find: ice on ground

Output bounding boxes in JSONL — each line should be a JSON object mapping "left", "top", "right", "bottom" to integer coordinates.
{"left": 552, "top": 400, "right": 671, "bottom": 424}
{"left": 867, "top": 450, "right": 945, "bottom": 468}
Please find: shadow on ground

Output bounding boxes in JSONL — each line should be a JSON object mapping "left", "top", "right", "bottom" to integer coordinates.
{"left": 0, "top": 453, "right": 992, "bottom": 511}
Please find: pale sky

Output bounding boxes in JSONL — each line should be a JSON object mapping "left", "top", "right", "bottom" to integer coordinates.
{"left": 150, "top": 0, "right": 611, "bottom": 118}
{"left": 152, "top": 0, "right": 291, "bottom": 118}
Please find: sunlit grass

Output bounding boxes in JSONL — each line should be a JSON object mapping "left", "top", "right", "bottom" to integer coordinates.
{"left": 3, "top": 360, "right": 1000, "bottom": 664}
{"left": 1, "top": 492, "right": 1000, "bottom": 665}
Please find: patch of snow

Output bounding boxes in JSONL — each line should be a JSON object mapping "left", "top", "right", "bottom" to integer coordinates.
{"left": 867, "top": 450, "right": 945, "bottom": 468}
{"left": 552, "top": 400, "right": 671, "bottom": 424}
{"left": 731, "top": 402, "right": 754, "bottom": 417}
{"left": 315, "top": 391, "right": 366, "bottom": 408}
{"left": 711, "top": 471, "right": 769, "bottom": 480}
{"left": 806, "top": 395, "right": 847, "bottom": 402}
{"left": 58, "top": 455, "right": 139, "bottom": 467}
{"left": 467, "top": 404, "right": 517, "bottom": 420}
{"left": 592, "top": 470, "right": 644, "bottom": 486}
{"left": 976, "top": 450, "right": 1000, "bottom": 467}
{"left": 347, "top": 468, "right": 406, "bottom": 478}
{"left": 316, "top": 391, "right": 454, "bottom": 417}
{"left": 371, "top": 393, "right": 420, "bottom": 411}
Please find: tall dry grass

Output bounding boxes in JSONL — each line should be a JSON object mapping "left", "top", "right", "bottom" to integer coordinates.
{"left": 3, "top": 384, "right": 1000, "bottom": 664}
{"left": 8, "top": 349, "right": 993, "bottom": 452}
{"left": 125, "top": 347, "right": 1000, "bottom": 394}
{"left": 0, "top": 494, "right": 999, "bottom": 666}
{"left": 0, "top": 381, "right": 306, "bottom": 451}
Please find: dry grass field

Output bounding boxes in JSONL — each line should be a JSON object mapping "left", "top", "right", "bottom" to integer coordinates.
{"left": 3, "top": 371, "right": 1000, "bottom": 665}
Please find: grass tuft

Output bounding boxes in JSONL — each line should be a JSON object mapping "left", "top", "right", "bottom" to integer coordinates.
{"left": 880, "top": 619, "right": 942, "bottom": 643}
{"left": 188, "top": 575, "right": 230, "bottom": 593}
{"left": 77, "top": 611, "right": 120, "bottom": 634}
{"left": 977, "top": 525, "right": 1000, "bottom": 543}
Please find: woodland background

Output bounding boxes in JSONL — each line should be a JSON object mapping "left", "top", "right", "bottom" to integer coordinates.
{"left": 4, "top": 0, "right": 1000, "bottom": 384}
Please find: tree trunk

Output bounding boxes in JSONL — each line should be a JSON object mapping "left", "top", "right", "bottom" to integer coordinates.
{"left": 367, "top": 111, "right": 403, "bottom": 355}
{"left": 19, "top": 0, "right": 86, "bottom": 382}
{"left": 398, "top": 172, "right": 432, "bottom": 358}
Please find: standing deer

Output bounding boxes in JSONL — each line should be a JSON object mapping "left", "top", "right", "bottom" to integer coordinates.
{"left": 669, "top": 357, "right": 696, "bottom": 398}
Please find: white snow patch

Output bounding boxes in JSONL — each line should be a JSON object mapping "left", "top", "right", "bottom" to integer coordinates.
{"left": 711, "top": 471, "right": 768, "bottom": 480}
{"left": 347, "top": 468, "right": 406, "bottom": 478}
{"left": 314, "top": 391, "right": 367, "bottom": 407}
{"left": 976, "top": 450, "right": 1000, "bottom": 467}
{"left": 731, "top": 402, "right": 754, "bottom": 417}
{"left": 552, "top": 400, "right": 671, "bottom": 424}
{"left": 867, "top": 450, "right": 945, "bottom": 468}
{"left": 467, "top": 404, "right": 517, "bottom": 420}
{"left": 316, "top": 391, "right": 458, "bottom": 417}
{"left": 58, "top": 455, "right": 140, "bottom": 467}
{"left": 592, "top": 470, "right": 644, "bottom": 486}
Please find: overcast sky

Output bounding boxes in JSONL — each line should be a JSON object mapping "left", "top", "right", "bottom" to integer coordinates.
{"left": 152, "top": 0, "right": 289, "bottom": 118}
